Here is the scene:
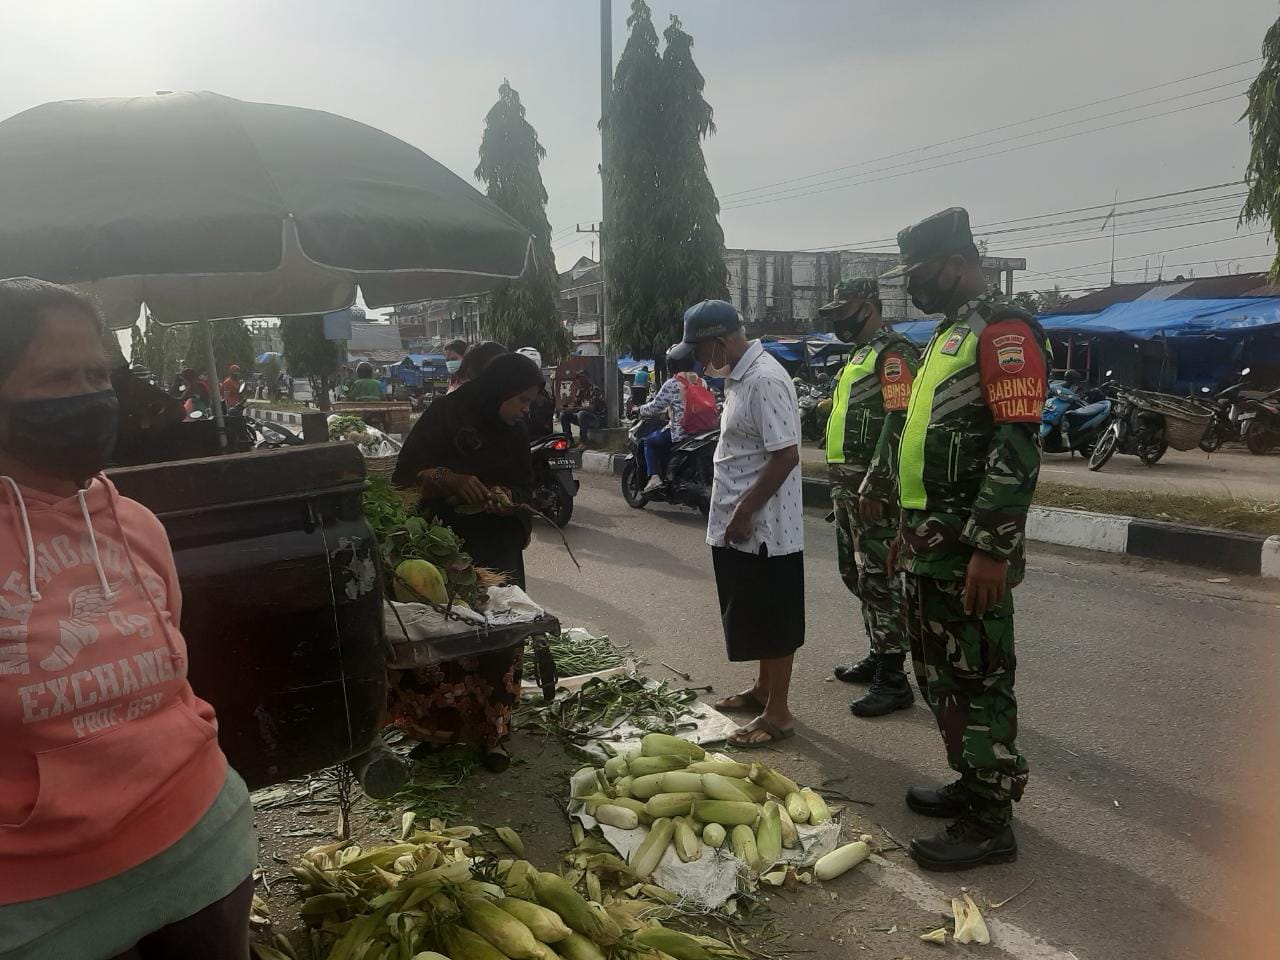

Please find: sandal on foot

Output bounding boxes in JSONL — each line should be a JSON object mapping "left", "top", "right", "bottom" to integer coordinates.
{"left": 714, "top": 690, "right": 766, "bottom": 713}
{"left": 728, "top": 716, "right": 795, "bottom": 749}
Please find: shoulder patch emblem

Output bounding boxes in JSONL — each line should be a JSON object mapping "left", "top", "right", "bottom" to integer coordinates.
{"left": 994, "top": 333, "right": 1026, "bottom": 373}
{"left": 850, "top": 345, "right": 872, "bottom": 365}
{"left": 939, "top": 326, "right": 969, "bottom": 356}
{"left": 882, "top": 356, "right": 903, "bottom": 382}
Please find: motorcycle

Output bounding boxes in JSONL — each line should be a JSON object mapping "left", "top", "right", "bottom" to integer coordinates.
{"left": 1195, "top": 367, "right": 1252, "bottom": 453}
{"left": 1040, "top": 378, "right": 1112, "bottom": 456}
{"left": 1088, "top": 376, "right": 1168, "bottom": 470}
{"left": 1239, "top": 387, "right": 1280, "bottom": 455}
{"left": 797, "top": 380, "right": 832, "bottom": 442}
{"left": 530, "top": 433, "right": 579, "bottom": 527}
{"left": 620, "top": 418, "right": 719, "bottom": 514}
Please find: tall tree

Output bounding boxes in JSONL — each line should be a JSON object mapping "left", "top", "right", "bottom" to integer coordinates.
{"left": 1242, "top": 15, "right": 1280, "bottom": 277}
{"left": 129, "top": 323, "right": 144, "bottom": 367}
{"left": 177, "top": 318, "right": 258, "bottom": 376}
{"left": 474, "top": 80, "right": 570, "bottom": 361}
{"left": 140, "top": 315, "right": 182, "bottom": 384}
{"left": 604, "top": 0, "right": 669, "bottom": 359}
{"left": 657, "top": 15, "right": 728, "bottom": 329}
{"left": 280, "top": 314, "right": 343, "bottom": 411}
{"left": 605, "top": 4, "right": 727, "bottom": 363}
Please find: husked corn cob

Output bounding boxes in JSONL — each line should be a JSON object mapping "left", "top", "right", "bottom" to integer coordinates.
{"left": 640, "top": 733, "right": 706, "bottom": 761}
{"left": 784, "top": 792, "right": 810, "bottom": 824}
{"left": 594, "top": 804, "right": 641, "bottom": 829}
{"left": 603, "top": 755, "right": 629, "bottom": 779}
{"left": 749, "top": 763, "right": 800, "bottom": 800}
{"left": 730, "top": 824, "right": 758, "bottom": 865}
{"left": 643, "top": 792, "right": 703, "bottom": 818}
{"left": 685, "top": 759, "right": 750, "bottom": 778}
{"left": 496, "top": 898, "right": 572, "bottom": 943}
{"left": 628, "top": 773, "right": 669, "bottom": 800}
{"left": 613, "top": 776, "right": 635, "bottom": 798}
{"left": 771, "top": 801, "right": 799, "bottom": 848}
{"left": 755, "top": 805, "right": 782, "bottom": 868}
{"left": 673, "top": 817, "right": 702, "bottom": 863}
{"left": 814, "top": 840, "right": 869, "bottom": 880}
{"left": 627, "top": 755, "right": 690, "bottom": 778}
{"left": 800, "top": 787, "right": 831, "bottom": 825}
{"left": 691, "top": 800, "right": 761, "bottom": 826}
{"left": 630, "top": 817, "right": 677, "bottom": 878}
{"left": 700, "top": 772, "right": 754, "bottom": 802}
{"left": 702, "top": 823, "right": 727, "bottom": 848}
{"left": 657, "top": 771, "right": 704, "bottom": 794}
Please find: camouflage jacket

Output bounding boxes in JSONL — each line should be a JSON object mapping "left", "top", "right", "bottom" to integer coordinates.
{"left": 892, "top": 294, "right": 1049, "bottom": 585}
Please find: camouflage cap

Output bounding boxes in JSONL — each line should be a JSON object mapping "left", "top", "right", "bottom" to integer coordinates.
{"left": 880, "top": 207, "right": 974, "bottom": 279}
{"left": 818, "top": 277, "right": 880, "bottom": 317}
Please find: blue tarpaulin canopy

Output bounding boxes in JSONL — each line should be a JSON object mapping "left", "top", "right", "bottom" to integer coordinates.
{"left": 891, "top": 320, "right": 940, "bottom": 345}
{"left": 617, "top": 355, "right": 655, "bottom": 374}
{"left": 1040, "top": 298, "right": 1280, "bottom": 339}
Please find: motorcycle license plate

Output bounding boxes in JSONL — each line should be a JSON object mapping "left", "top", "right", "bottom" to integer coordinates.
{"left": 548, "top": 458, "right": 575, "bottom": 470}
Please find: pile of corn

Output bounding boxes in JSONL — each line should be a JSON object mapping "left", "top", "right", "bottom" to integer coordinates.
{"left": 279, "top": 819, "right": 750, "bottom": 960}
{"left": 575, "top": 734, "right": 869, "bottom": 881}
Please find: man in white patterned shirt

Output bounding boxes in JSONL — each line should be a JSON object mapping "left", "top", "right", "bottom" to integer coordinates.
{"left": 670, "top": 300, "right": 804, "bottom": 748}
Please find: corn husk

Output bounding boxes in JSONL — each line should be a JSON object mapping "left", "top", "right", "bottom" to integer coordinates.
{"left": 640, "top": 733, "right": 706, "bottom": 760}
{"left": 630, "top": 817, "right": 677, "bottom": 879}
{"left": 952, "top": 894, "right": 991, "bottom": 945}
{"left": 496, "top": 898, "right": 573, "bottom": 943}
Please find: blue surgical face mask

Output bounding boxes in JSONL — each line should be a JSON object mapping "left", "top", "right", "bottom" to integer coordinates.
{"left": 446, "top": 359, "right": 462, "bottom": 375}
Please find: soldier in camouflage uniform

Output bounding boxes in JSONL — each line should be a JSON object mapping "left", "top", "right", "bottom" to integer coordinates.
{"left": 879, "top": 208, "right": 1048, "bottom": 871}
{"left": 820, "top": 278, "right": 921, "bottom": 716}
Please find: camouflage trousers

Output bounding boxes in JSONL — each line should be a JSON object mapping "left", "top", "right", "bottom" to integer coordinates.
{"left": 902, "top": 572, "right": 1028, "bottom": 825}
{"left": 832, "top": 492, "right": 907, "bottom": 658}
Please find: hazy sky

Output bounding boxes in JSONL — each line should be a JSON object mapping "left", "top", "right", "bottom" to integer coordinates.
{"left": 3, "top": 0, "right": 1276, "bottom": 296}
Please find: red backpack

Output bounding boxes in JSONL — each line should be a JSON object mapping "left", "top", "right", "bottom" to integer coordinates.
{"left": 677, "top": 373, "right": 719, "bottom": 434}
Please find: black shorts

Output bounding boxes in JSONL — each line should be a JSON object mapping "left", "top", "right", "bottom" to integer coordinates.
{"left": 711, "top": 545, "right": 805, "bottom": 662}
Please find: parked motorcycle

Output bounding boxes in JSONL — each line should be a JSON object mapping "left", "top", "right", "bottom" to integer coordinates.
{"left": 1088, "top": 373, "right": 1213, "bottom": 470}
{"left": 1239, "top": 387, "right": 1280, "bottom": 455}
{"left": 1040, "top": 375, "right": 1112, "bottom": 456}
{"left": 797, "top": 380, "right": 833, "bottom": 442}
{"left": 620, "top": 418, "right": 718, "bottom": 513}
{"left": 530, "top": 433, "right": 579, "bottom": 527}
{"left": 1195, "top": 367, "right": 1252, "bottom": 453}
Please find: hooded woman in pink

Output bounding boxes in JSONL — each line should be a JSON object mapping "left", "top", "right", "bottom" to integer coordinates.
{"left": 0, "top": 279, "right": 256, "bottom": 960}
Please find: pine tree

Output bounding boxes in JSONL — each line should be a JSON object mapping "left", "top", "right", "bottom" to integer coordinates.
{"left": 280, "top": 314, "right": 343, "bottom": 411}
{"left": 604, "top": 0, "right": 668, "bottom": 359}
{"left": 176, "top": 319, "right": 257, "bottom": 377}
{"left": 474, "top": 80, "right": 570, "bottom": 361}
{"left": 605, "top": 3, "right": 727, "bottom": 364}
{"left": 140, "top": 316, "right": 181, "bottom": 384}
{"left": 657, "top": 15, "right": 728, "bottom": 333}
{"left": 1242, "top": 15, "right": 1280, "bottom": 277}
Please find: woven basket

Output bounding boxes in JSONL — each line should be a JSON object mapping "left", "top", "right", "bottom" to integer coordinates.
{"left": 1130, "top": 391, "right": 1213, "bottom": 451}
{"left": 365, "top": 456, "right": 398, "bottom": 481}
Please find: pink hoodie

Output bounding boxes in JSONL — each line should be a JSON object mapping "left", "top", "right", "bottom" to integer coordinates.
{"left": 0, "top": 474, "right": 227, "bottom": 905}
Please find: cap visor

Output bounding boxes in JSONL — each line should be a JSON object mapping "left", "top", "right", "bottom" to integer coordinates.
{"left": 879, "top": 262, "right": 910, "bottom": 280}
{"left": 817, "top": 298, "right": 847, "bottom": 315}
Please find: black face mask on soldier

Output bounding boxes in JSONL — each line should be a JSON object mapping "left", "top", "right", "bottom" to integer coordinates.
{"left": 908, "top": 261, "right": 961, "bottom": 315}
{"left": 0, "top": 389, "right": 119, "bottom": 481}
{"left": 835, "top": 305, "right": 871, "bottom": 344}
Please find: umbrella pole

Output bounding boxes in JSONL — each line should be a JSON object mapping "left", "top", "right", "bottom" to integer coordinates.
{"left": 201, "top": 316, "right": 229, "bottom": 453}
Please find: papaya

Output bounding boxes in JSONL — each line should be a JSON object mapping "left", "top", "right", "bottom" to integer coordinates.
{"left": 394, "top": 559, "right": 448, "bottom": 604}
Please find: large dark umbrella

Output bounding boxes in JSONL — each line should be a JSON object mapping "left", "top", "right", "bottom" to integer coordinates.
{"left": 0, "top": 91, "right": 533, "bottom": 328}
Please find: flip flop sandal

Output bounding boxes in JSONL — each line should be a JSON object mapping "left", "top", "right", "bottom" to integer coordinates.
{"left": 728, "top": 716, "right": 796, "bottom": 749}
{"left": 714, "top": 690, "right": 766, "bottom": 714}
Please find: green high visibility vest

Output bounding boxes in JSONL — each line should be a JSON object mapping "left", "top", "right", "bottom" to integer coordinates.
{"left": 898, "top": 302, "right": 1049, "bottom": 511}
{"left": 824, "top": 342, "right": 881, "bottom": 465}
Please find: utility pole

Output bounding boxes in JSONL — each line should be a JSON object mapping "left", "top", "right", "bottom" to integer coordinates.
{"left": 600, "top": 0, "right": 619, "bottom": 428}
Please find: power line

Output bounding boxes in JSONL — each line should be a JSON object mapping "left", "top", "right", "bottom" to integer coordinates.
{"left": 718, "top": 57, "right": 1260, "bottom": 201}
{"left": 723, "top": 92, "right": 1245, "bottom": 212}
{"left": 1022, "top": 230, "right": 1270, "bottom": 275}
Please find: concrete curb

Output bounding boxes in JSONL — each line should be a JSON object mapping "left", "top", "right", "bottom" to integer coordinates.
{"left": 249, "top": 407, "right": 305, "bottom": 427}
{"left": 580, "top": 450, "right": 627, "bottom": 476}
{"left": 800, "top": 476, "right": 1279, "bottom": 579}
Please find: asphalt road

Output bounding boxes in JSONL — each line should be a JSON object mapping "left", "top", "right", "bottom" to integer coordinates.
{"left": 525, "top": 473, "right": 1280, "bottom": 960}
{"left": 799, "top": 439, "right": 1280, "bottom": 499}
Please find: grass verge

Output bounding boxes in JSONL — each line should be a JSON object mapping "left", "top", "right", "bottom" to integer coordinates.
{"left": 800, "top": 460, "right": 1280, "bottom": 536}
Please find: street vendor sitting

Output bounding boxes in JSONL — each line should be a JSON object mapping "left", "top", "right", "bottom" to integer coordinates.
{"left": 346, "top": 361, "right": 386, "bottom": 401}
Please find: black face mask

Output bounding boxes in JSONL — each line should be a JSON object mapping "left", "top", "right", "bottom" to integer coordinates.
{"left": 1, "top": 389, "right": 120, "bottom": 481}
{"left": 835, "top": 305, "right": 871, "bottom": 344}
{"left": 908, "top": 262, "right": 961, "bottom": 315}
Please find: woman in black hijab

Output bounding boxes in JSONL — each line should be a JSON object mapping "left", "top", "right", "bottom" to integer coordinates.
{"left": 390, "top": 352, "right": 545, "bottom": 767}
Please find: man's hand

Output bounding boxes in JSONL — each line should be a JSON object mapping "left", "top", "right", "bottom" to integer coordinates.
{"left": 963, "top": 550, "right": 1009, "bottom": 617}
{"left": 725, "top": 501, "right": 755, "bottom": 544}
{"left": 886, "top": 534, "right": 903, "bottom": 574}
{"left": 858, "top": 496, "right": 885, "bottom": 525}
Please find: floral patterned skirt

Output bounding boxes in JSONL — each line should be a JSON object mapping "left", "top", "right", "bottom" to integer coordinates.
{"left": 388, "top": 646, "right": 524, "bottom": 751}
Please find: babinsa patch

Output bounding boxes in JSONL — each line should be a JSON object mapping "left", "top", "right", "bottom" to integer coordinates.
{"left": 882, "top": 356, "right": 904, "bottom": 382}
{"left": 939, "top": 326, "right": 969, "bottom": 356}
{"left": 994, "top": 333, "right": 1026, "bottom": 373}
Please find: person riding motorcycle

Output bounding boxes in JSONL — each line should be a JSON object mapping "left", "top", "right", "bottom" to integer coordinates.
{"left": 636, "top": 342, "right": 713, "bottom": 493}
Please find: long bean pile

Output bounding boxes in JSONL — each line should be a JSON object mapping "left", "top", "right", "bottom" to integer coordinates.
{"left": 546, "top": 633, "right": 627, "bottom": 679}
{"left": 514, "top": 676, "right": 699, "bottom": 744}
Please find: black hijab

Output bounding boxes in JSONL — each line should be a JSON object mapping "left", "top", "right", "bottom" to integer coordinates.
{"left": 393, "top": 352, "right": 544, "bottom": 491}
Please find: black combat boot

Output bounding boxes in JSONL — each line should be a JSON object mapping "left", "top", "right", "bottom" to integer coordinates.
{"left": 849, "top": 652, "right": 915, "bottom": 716}
{"left": 909, "top": 816, "right": 1017, "bottom": 871}
{"left": 905, "top": 779, "right": 968, "bottom": 818}
{"left": 833, "top": 652, "right": 877, "bottom": 684}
